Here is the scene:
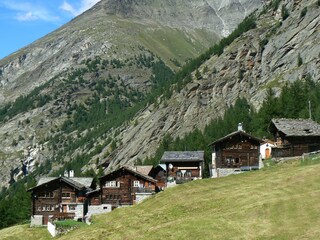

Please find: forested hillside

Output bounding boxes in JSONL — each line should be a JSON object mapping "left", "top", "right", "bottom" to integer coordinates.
{"left": 0, "top": 0, "right": 263, "bottom": 190}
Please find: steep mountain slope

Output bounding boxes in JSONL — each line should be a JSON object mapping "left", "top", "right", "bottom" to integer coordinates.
{"left": 0, "top": 0, "right": 263, "bottom": 187}
{"left": 101, "top": 0, "right": 320, "bottom": 171}
{"left": 0, "top": 0, "right": 262, "bottom": 105}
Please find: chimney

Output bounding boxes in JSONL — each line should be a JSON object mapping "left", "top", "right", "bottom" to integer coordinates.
{"left": 64, "top": 170, "right": 68, "bottom": 177}
{"left": 238, "top": 123, "right": 243, "bottom": 131}
{"left": 69, "top": 170, "right": 74, "bottom": 178}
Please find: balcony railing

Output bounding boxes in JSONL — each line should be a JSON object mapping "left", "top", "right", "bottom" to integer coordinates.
{"left": 176, "top": 177, "right": 192, "bottom": 184}
{"left": 135, "top": 188, "right": 155, "bottom": 193}
{"left": 51, "top": 212, "right": 75, "bottom": 221}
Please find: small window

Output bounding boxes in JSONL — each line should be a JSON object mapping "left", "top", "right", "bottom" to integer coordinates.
{"left": 37, "top": 206, "right": 42, "bottom": 211}
{"left": 186, "top": 171, "right": 192, "bottom": 177}
{"left": 39, "top": 191, "right": 54, "bottom": 198}
{"left": 46, "top": 205, "right": 51, "bottom": 211}
{"left": 69, "top": 205, "right": 76, "bottom": 211}
{"left": 51, "top": 205, "right": 55, "bottom": 211}
{"left": 105, "top": 181, "right": 118, "bottom": 188}
{"left": 133, "top": 180, "right": 140, "bottom": 187}
{"left": 176, "top": 171, "right": 182, "bottom": 177}
{"left": 42, "top": 206, "right": 46, "bottom": 211}
{"left": 62, "top": 192, "right": 71, "bottom": 198}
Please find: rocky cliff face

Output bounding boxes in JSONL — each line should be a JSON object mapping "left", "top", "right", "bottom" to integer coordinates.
{"left": 98, "top": 0, "right": 320, "bottom": 171}
{"left": 0, "top": 0, "right": 262, "bottom": 106}
{"left": 0, "top": 0, "right": 266, "bottom": 186}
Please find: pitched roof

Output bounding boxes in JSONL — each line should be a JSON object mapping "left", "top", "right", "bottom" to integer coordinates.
{"left": 271, "top": 118, "right": 320, "bottom": 137}
{"left": 160, "top": 151, "right": 204, "bottom": 163}
{"left": 28, "top": 176, "right": 94, "bottom": 192}
{"left": 100, "top": 166, "right": 157, "bottom": 183}
{"left": 209, "top": 130, "right": 263, "bottom": 146}
{"left": 133, "top": 165, "right": 153, "bottom": 176}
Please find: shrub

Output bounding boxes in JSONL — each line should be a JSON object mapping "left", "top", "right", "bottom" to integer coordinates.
{"left": 300, "top": 7, "right": 307, "bottom": 18}
{"left": 297, "top": 53, "right": 303, "bottom": 66}
{"left": 281, "top": 6, "right": 289, "bottom": 20}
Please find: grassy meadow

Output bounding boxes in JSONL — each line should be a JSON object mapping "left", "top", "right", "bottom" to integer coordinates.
{"left": 2, "top": 159, "right": 320, "bottom": 239}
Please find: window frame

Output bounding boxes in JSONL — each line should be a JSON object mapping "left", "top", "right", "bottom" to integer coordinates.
{"left": 133, "top": 180, "right": 140, "bottom": 187}
{"left": 105, "top": 181, "right": 119, "bottom": 188}
{"left": 61, "top": 192, "right": 71, "bottom": 199}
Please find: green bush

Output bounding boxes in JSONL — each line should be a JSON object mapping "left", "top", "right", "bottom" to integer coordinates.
{"left": 297, "top": 53, "right": 303, "bottom": 66}
{"left": 300, "top": 7, "right": 307, "bottom": 18}
{"left": 281, "top": 6, "right": 289, "bottom": 20}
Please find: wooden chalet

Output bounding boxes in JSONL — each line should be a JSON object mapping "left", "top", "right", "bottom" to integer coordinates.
{"left": 133, "top": 164, "right": 167, "bottom": 191}
{"left": 270, "top": 118, "right": 320, "bottom": 157}
{"left": 95, "top": 166, "right": 157, "bottom": 208}
{"left": 160, "top": 151, "right": 204, "bottom": 184}
{"left": 28, "top": 173, "right": 94, "bottom": 226}
{"left": 209, "top": 126, "right": 263, "bottom": 177}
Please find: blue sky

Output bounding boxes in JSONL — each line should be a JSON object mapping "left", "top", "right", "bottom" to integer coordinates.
{"left": 0, "top": 0, "right": 101, "bottom": 60}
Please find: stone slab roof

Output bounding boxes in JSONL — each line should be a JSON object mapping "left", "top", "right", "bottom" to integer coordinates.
{"left": 101, "top": 166, "right": 157, "bottom": 183}
{"left": 160, "top": 151, "right": 204, "bottom": 163}
{"left": 134, "top": 165, "right": 153, "bottom": 176}
{"left": 271, "top": 118, "right": 320, "bottom": 137}
{"left": 209, "top": 130, "right": 263, "bottom": 146}
{"left": 29, "top": 176, "right": 93, "bottom": 191}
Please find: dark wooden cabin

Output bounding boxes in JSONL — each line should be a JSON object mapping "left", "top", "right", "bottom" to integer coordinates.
{"left": 160, "top": 151, "right": 204, "bottom": 184}
{"left": 149, "top": 164, "right": 167, "bottom": 191}
{"left": 270, "top": 118, "right": 320, "bottom": 157}
{"left": 28, "top": 176, "right": 94, "bottom": 225}
{"left": 210, "top": 130, "right": 262, "bottom": 170}
{"left": 133, "top": 165, "right": 167, "bottom": 191}
{"left": 99, "top": 166, "right": 157, "bottom": 207}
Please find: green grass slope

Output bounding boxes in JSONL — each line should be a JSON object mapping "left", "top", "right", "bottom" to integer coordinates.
{"left": 2, "top": 159, "right": 320, "bottom": 240}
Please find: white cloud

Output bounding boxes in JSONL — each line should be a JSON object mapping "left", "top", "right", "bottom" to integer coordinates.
{"left": 60, "top": 0, "right": 101, "bottom": 16}
{"left": 1, "top": 1, "right": 60, "bottom": 22}
{"left": 60, "top": 1, "right": 78, "bottom": 16}
{"left": 16, "top": 12, "right": 38, "bottom": 21}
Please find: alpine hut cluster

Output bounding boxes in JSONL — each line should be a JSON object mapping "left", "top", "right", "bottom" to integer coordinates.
{"left": 29, "top": 119, "right": 320, "bottom": 226}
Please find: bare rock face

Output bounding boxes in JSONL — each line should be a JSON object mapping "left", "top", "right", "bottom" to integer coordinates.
{"left": 0, "top": 0, "right": 262, "bottom": 106}
{"left": 0, "top": 0, "right": 263, "bottom": 187}
{"left": 100, "top": 0, "right": 320, "bottom": 171}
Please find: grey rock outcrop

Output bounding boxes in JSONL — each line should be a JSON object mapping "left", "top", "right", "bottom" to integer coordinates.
{"left": 99, "top": 0, "right": 320, "bottom": 171}
{"left": 0, "top": 0, "right": 263, "bottom": 187}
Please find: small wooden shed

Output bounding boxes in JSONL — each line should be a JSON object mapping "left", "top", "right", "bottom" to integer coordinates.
{"left": 160, "top": 151, "right": 204, "bottom": 184}
{"left": 270, "top": 118, "right": 320, "bottom": 157}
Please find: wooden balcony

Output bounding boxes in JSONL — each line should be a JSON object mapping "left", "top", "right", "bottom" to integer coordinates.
{"left": 135, "top": 187, "right": 155, "bottom": 193}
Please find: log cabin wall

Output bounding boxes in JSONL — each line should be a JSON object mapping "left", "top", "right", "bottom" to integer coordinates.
{"left": 214, "top": 139, "right": 260, "bottom": 168}
{"left": 151, "top": 168, "right": 166, "bottom": 191}
{"left": 272, "top": 136, "right": 320, "bottom": 158}
{"left": 166, "top": 162, "right": 201, "bottom": 179}
{"left": 88, "top": 191, "right": 101, "bottom": 206}
{"left": 32, "top": 181, "right": 60, "bottom": 217}
{"left": 100, "top": 169, "right": 156, "bottom": 207}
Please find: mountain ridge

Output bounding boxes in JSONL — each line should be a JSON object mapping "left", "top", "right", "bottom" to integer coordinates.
{"left": 98, "top": 0, "right": 320, "bottom": 172}
{"left": 0, "top": 0, "right": 263, "bottom": 187}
